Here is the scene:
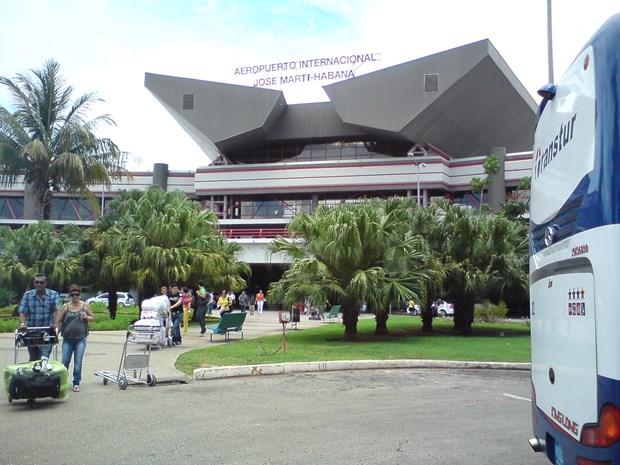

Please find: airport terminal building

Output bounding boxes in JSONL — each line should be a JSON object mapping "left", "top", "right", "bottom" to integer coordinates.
{"left": 0, "top": 40, "right": 537, "bottom": 290}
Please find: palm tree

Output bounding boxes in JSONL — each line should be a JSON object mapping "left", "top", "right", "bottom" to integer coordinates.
{"left": 0, "top": 59, "right": 129, "bottom": 219}
{"left": 269, "top": 199, "right": 434, "bottom": 341}
{"left": 470, "top": 154, "right": 500, "bottom": 213}
{"left": 88, "top": 186, "right": 249, "bottom": 311}
{"left": 392, "top": 198, "right": 447, "bottom": 332}
{"left": 477, "top": 213, "right": 529, "bottom": 307}
{"left": 209, "top": 235, "right": 252, "bottom": 293}
{"left": 421, "top": 200, "right": 528, "bottom": 334}
{"left": 0, "top": 221, "right": 84, "bottom": 307}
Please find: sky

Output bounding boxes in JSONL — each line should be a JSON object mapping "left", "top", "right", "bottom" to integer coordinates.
{"left": 1, "top": 0, "right": 619, "bottom": 172}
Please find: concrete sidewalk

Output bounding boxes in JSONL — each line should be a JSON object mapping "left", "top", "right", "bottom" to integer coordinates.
{"left": 0, "top": 310, "right": 328, "bottom": 387}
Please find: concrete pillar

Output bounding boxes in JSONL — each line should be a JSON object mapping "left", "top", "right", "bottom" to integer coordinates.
{"left": 487, "top": 147, "right": 506, "bottom": 211}
{"left": 311, "top": 194, "right": 319, "bottom": 212}
{"left": 153, "top": 163, "right": 169, "bottom": 191}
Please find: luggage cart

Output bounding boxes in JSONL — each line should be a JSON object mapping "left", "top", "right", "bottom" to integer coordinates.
{"left": 94, "top": 326, "right": 157, "bottom": 390}
{"left": 14, "top": 326, "right": 59, "bottom": 363}
{"left": 6, "top": 327, "right": 67, "bottom": 407}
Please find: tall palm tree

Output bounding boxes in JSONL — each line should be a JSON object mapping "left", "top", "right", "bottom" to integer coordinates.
{"left": 269, "top": 199, "right": 434, "bottom": 340}
{"left": 0, "top": 59, "right": 129, "bottom": 219}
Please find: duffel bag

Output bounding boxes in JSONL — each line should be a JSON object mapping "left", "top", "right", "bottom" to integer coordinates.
{"left": 4, "top": 359, "right": 68, "bottom": 401}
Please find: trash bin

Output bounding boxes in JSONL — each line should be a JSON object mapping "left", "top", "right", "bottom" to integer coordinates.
{"left": 291, "top": 307, "right": 300, "bottom": 323}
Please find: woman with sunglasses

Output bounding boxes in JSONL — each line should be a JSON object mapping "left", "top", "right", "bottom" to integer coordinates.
{"left": 56, "top": 284, "right": 95, "bottom": 392}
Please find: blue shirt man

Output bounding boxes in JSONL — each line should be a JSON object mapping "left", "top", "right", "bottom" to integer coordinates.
{"left": 18, "top": 274, "right": 61, "bottom": 361}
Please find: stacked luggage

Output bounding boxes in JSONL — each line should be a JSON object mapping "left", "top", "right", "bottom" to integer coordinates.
{"left": 130, "top": 295, "right": 171, "bottom": 349}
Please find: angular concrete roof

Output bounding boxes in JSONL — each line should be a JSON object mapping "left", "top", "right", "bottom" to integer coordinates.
{"left": 145, "top": 39, "right": 537, "bottom": 163}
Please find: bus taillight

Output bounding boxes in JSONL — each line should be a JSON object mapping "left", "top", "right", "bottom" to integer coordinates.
{"left": 581, "top": 403, "right": 620, "bottom": 447}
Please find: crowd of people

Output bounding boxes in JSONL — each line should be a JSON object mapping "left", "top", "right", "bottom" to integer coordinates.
{"left": 156, "top": 284, "right": 268, "bottom": 344}
{"left": 16, "top": 273, "right": 270, "bottom": 393}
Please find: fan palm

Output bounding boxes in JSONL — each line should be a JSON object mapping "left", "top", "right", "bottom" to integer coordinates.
{"left": 269, "top": 199, "right": 435, "bottom": 340}
{"left": 0, "top": 221, "right": 84, "bottom": 297}
{"left": 89, "top": 186, "right": 249, "bottom": 310}
{"left": 422, "top": 200, "right": 528, "bottom": 334}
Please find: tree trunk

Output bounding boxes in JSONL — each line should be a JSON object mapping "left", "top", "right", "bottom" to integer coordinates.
{"left": 341, "top": 306, "right": 359, "bottom": 341}
{"left": 374, "top": 311, "right": 389, "bottom": 336}
{"left": 108, "top": 288, "right": 118, "bottom": 320}
{"left": 453, "top": 297, "right": 474, "bottom": 335}
{"left": 421, "top": 308, "right": 434, "bottom": 332}
{"left": 38, "top": 188, "right": 52, "bottom": 220}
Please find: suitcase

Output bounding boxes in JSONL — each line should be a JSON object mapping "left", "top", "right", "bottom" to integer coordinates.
{"left": 4, "top": 358, "right": 68, "bottom": 406}
{"left": 131, "top": 318, "right": 168, "bottom": 347}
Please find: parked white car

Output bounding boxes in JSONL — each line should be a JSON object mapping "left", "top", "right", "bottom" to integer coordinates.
{"left": 86, "top": 292, "right": 135, "bottom": 307}
{"left": 431, "top": 299, "right": 455, "bottom": 317}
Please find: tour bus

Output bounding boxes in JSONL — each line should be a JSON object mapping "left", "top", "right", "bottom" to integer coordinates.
{"left": 529, "top": 13, "right": 620, "bottom": 465}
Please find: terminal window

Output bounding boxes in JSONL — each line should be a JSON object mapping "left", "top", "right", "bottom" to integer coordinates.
{"left": 424, "top": 74, "right": 439, "bottom": 92}
{"left": 182, "top": 94, "right": 194, "bottom": 110}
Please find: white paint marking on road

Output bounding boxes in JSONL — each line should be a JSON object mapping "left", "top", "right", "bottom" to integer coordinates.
{"left": 503, "top": 393, "right": 531, "bottom": 402}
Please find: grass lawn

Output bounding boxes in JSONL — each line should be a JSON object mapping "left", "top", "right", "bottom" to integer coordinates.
{"left": 175, "top": 316, "right": 531, "bottom": 375}
{"left": 0, "top": 304, "right": 140, "bottom": 332}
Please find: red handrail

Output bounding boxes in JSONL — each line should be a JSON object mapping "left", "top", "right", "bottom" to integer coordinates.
{"left": 220, "top": 228, "right": 288, "bottom": 239}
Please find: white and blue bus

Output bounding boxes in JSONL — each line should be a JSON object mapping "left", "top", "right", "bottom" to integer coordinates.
{"left": 529, "top": 12, "right": 620, "bottom": 465}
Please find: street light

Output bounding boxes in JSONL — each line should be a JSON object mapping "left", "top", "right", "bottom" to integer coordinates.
{"left": 415, "top": 161, "right": 426, "bottom": 205}
{"left": 407, "top": 152, "right": 426, "bottom": 206}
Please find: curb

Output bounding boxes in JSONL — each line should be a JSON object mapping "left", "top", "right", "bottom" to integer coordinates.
{"left": 193, "top": 359, "right": 531, "bottom": 380}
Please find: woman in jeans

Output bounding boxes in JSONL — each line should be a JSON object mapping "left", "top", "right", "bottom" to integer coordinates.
{"left": 56, "top": 284, "right": 95, "bottom": 392}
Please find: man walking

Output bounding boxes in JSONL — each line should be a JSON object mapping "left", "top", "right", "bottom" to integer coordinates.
{"left": 168, "top": 285, "right": 183, "bottom": 346}
{"left": 18, "top": 273, "right": 61, "bottom": 361}
{"left": 238, "top": 291, "right": 249, "bottom": 312}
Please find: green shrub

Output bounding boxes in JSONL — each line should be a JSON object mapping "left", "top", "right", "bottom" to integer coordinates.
{"left": 88, "top": 302, "right": 108, "bottom": 312}
{"left": 474, "top": 300, "right": 508, "bottom": 322}
{"left": 0, "top": 305, "right": 17, "bottom": 318}
{"left": 0, "top": 288, "right": 18, "bottom": 308}
{"left": 0, "top": 318, "right": 19, "bottom": 332}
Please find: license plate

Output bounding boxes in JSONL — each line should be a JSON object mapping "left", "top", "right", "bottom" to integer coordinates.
{"left": 555, "top": 441, "right": 564, "bottom": 465}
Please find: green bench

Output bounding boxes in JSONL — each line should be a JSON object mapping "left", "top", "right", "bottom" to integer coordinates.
{"left": 322, "top": 305, "right": 341, "bottom": 322}
{"left": 207, "top": 312, "right": 248, "bottom": 341}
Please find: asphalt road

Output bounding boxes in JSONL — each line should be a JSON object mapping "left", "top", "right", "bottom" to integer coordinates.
{"left": 1, "top": 368, "right": 548, "bottom": 465}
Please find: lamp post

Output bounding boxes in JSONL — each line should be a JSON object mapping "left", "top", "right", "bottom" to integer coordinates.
{"left": 408, "top": 152, "right": 426, "bottom": 206}
{"left": 415, "top": 161, "right": 426, "bottom": 206}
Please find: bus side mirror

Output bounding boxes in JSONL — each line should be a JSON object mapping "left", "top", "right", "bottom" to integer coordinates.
{"left": 537, "top": 83, "right": 557, "bottom": 100}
